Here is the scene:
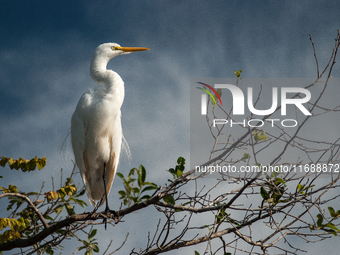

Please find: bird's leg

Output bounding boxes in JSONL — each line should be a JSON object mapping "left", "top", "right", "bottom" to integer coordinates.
{"left": 102, "top": 162, "right": 118, "bottom": 229}
{"left": 102, "top": 162, "right": 110, "bottom": 213}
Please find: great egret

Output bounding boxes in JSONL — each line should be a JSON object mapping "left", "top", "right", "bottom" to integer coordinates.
{"left": 71, "top": 43, "right": 150, "bottom": 219}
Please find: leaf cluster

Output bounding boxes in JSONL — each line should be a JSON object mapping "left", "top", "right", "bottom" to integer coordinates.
{"left": 164, "top": 157, "right": 187, "bottom": 205}
{"left": 78, "top": 228, "right": 100, "bottom": 255}
{"left": 0, "top": 217, "right": 30, "bottom": 244}
{"left": 254, "top": 131, "right": 267, "bottom": 143}
{"left": 0, "top": 156, "right": 46, "bottom": 174}
{"left": 0, "top": 157, "right": 87, "bottom": 247}
{"left": 168, "top": 156, "right": 186, "bottom": 180}
{"left": 297, "top": 183, "right": 315, "bottom": 196}
{"left": 234, "top": 69, "right": 242, "bottom": 79}
{"left": 117, "top": 165, "right": 158, "bottom": 206}
{"left": 309, "top": 208, "right": 340, "bottom": 236}
{"left": 260, "top": 177, "right": 286, "bottom": 204}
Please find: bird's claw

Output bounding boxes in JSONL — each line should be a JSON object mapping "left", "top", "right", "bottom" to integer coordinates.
{"left": 104, "top": 208, "right": 118, "bottom": 220}
{"left": 102, "top": 209, "right": 119, "bottom": 229}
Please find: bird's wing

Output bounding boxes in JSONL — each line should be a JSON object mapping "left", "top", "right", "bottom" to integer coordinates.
{"left": 105, "top": 138, "right": 116, "bottom": 197}
{"left": 103, "top": 111, "right": 123, "bottom": 199}
{"left": 71, "top": 92, "right": 96, "bottom": 205}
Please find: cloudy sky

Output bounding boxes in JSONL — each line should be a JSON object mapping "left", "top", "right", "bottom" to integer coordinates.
{"left": 1, "top": 1, "right": 340, "bottom": 254}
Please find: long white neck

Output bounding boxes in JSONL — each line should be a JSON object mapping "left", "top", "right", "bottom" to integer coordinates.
{"left": 90, "top": 55, "right": 119, "bottom": 89}
{"left": 89, "top": 54, "right": 125, "bottom": 108}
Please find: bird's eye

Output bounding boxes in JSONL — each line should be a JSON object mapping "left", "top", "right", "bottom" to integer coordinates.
{"left": 111, "top": 46, "right": 121, "bottom": 51}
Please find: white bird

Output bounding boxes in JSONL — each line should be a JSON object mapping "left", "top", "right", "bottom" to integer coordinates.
{"left": 71, "top": 43, "right": 149, "bottom": 216}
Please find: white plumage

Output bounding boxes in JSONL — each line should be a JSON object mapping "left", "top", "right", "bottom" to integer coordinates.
{"left": 71, "top": 43, "right": 149, "bottom": 208}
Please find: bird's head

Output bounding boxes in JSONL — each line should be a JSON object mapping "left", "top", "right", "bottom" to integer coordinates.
{"left": 93, "top": 42, "right": 150, "bottom": 61}
{"left": 90, "top": 42, "right": 149, "bottom": 85}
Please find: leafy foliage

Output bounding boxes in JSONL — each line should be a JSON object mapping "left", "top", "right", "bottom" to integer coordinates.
{"left": 233, "top": 69, "right": 242, "bottom": 79}
{"left": 309, "top": 211, "right": 340, "bottom": 236}
{"left": 254, "top": 131, "right": 267, "bottom": 143}
{"left": 164, "top": 157, "right": 187, "bottom": 205}
{"left": 117, "top": 165, "right": 158, "bottom": 206}
{"left": 0, "top": 156, "right": 46, "bottom": 173}
{"left": 78, "top": 228, "right": 100, "bottom": 255}
{"left": 297, "top": 183, "right": 315, "bottom": 195}
{"left": 242, "top": 153, "right": 249, "bottom": 162}
{"left": 0, "top": 217, "right": 30, "bottom": 244}
{"left": 168, "top": 156, "right": 186, "bottom": 180}
{"left": 0, "top": 157, "right": 87, "bottom": 247}
{"left": 260, "top": 177, "right": 286, "bottom": 204}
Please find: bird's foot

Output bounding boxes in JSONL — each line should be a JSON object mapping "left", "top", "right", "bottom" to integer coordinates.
{"left": 102, "top": 207, "right": 119, "bottom": 229}
{"left": 104, "top": 207, "right": 118, "bottom": 220}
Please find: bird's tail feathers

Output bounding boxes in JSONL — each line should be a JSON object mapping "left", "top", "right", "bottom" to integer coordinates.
{"left": 59, "top": 128, "right": 73, "bottom": 163}
{"left": 122, "top": 135, "right": 132, "bottom": 163}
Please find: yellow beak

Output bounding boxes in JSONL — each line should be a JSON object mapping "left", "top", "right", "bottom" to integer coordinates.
{"left": 119, "top": 47, "right": 150, "bottom": 52}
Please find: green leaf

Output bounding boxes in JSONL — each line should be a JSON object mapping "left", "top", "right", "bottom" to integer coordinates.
{"left": 88, "top": 229, "right": 97, "bottom": 240}
{"left": 272, "top": 187, "right": 283, "bottom": 203}
{"left": 169, "top": 168, "right": 176, "bottom": 174}
{"left": 163, "top": 195, "right": 175, "bottom": 205}
{"left": 137, "top": 168, "right": 142, "bottom": 187}
{"left": 260, "top": 187, "right": 269, "bottom": 200}
{"left": 177, "top": 157, "right": 185, "bottom": 165}
{"left": 43, "top": 215, "right": 53, "bottom": 221}
{"left": 36, "top": 156, "right": 47, "bottom": 170}
{"left": 297, "top": 183, "right": 304, "bottom": 192}
{"left": 324, "top": 229, "right": 337, "bottom": 236}
{"left": 54, "top": 205, "right": 63, "bottom": 215}
{"left": 65, "top": 203, "right": 75, "bottom": 216}
{"left": 46, "top": 246, "right": 54, "bottom": 255}
{"left": 140, "top": 195, "right": 151, "bottom": 200}
{"left": 316, "top": 214, "right": 323, "bottom": 226}
{"left": 118, "top": 190, "right": 126, "bottom": 198}
{"left": 141, "top": 185, "right": 158, "bottom": 193}
{"left": 131, "top": 187, "right": 140, "bottom": 194}
{"left": 216, "top": 208, "right": 228, "bottom": 224}
{"left": 234, "top": 69, "right": 243, "bottom": 78}
{"left": 327, "top": 207, "right": 340, "bottom": 218}
{"left": 116, "top": 172, "right": 124, "bottom": 180}
{"left": 274, "top": 178, "right": 286, "bottom": 185}
{"left": 242, "top": 153, "right": 249, "bottom": 162}
{"left": 254, "top": 131, "right": 267, "bottom": 142}
{"left": 75, "top": 189, "right": 86, "bottom": 197}
{"left": 93, "top": 245, "right": 99, "bottom": 253}
{"left": 57, "top": 188, "right": 66, "bottom": 199}
{"left": 140, "top": 165, "right": 146, "bottom": 184}
{"left": 258, "top": 134, "right": 267, "bottom": 141}
{"left": 328, "top": 207, "right": 336, "bottom": 217}
{"left": 85, "top": 250, "right": 93, "bottom": 255}
{"left": 143, "top": 182, "right": 158, "bottom": 186}
{"left": 194, "top": 251, "right": 200, "bottom": 255}
{"left": 324, "top": 223, "right": 340, "bottom": 232}
{"left": 69, "top": 197, "right": 86, "bottom": 207}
